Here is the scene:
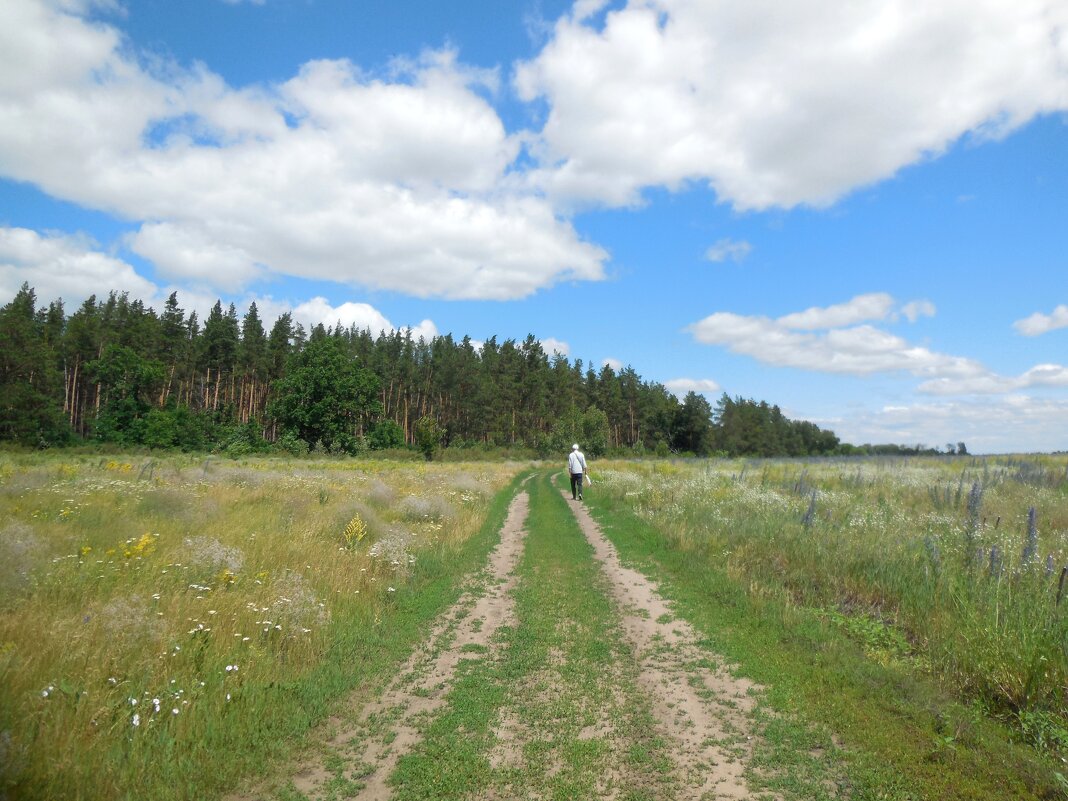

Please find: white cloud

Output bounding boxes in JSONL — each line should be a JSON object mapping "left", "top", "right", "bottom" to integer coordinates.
{"left": 0, "top": 226, "right": 159, "bottom": 307}
{"left": 900, "top": 299, "right": 936, "bottom": 322}
{"left": 542, "top": 337, "right": 571, "bottom": 356}
{"left": 778, "top": 292, "right": 894, "bottom": 330}
{"left": 515, "top": 0, "right": 1068, "bottom": 209}
{"left": 602, "top": 357, "right": 624, "bottom": 371}
{"left": 918, "top": 364, "right": 1068, "bottom": 395}
{"left": 687, "top": 292, "right": 1068, "bottom": 398}
{"left": 687, "top": 293, "right": 986, "bottom": 378}
{"left": 832, "top": 396, "right": 1068, "bottom": 454}
{"left": 0, "top": 224, "right": 436, "bottom": 340}
{"left": 688, "top": 318, "right": 982, "bottom": 379}
{"left": 126, "top": 223, "right": 262, "bottom": 292}
{"left": 665, "top": 378, "right": 721, "bottom": 397}
{"left": 289, "top": 297, "right": 392, "bottom": 333}
{"left": 257, "top": 296, "right": 438, "bottom": 340}
{"left": 0, "top": 1, "right": 607, "bottom": 300}
{"left": 1014, "top": 304, "right": 1068, "bottom": 336}
{"left": 704, "top": 238, "right": 751, "bottom": 263}
{"left": 571, "top": 0, "right": 612, "bottom": 21}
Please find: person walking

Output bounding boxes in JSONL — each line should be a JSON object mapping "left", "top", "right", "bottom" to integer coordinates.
{"left": 568, "top": 443, "right": 587, "bottom": 501}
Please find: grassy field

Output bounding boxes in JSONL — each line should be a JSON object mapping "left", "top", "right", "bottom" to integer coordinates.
{"left": 4, "top": 452, "right": 1068, "bottom": 800}
{"left": 585, "top": 454, "right": 1068, "bottom": 799}
{"left": 0, "top": 452, "right": 524, "bottom": 801}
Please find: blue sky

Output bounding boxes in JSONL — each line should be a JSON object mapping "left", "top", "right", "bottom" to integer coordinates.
{"left": 2, "top": 0, "right": 1067, "bottom": 453}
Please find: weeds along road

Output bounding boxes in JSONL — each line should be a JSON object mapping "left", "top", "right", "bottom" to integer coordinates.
{"left": 248, "top": 473, "right": 771, "bottom": 801}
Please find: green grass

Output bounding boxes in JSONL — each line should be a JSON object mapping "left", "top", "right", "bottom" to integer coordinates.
{"left": 583, "top": 463, "right": 1068, "bottom": 800}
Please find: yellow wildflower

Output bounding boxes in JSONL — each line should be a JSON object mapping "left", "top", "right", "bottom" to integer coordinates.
{"left": 341, "top": 515, "right": 368, "bottom": 549}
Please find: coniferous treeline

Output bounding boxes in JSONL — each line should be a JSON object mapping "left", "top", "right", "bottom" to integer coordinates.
{"left": 0, "top": 284, "right": 844, "bottom": 457}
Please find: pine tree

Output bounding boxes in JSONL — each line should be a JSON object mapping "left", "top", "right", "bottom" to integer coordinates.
{"left": 0, "top": 284, "right": 68, "bottom": 444}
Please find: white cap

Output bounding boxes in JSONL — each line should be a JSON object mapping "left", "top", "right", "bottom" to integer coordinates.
{"left": 572, "top": 443, "right": 579, "bottom": 450}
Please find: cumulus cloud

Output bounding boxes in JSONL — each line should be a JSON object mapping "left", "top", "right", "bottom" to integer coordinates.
{"left": 515, "top": 0, "right": 1068, "bottom": 209}
{"left": 0, "top": 0, "right": 607, "bottom": 300}
{"left": 777, "top": 292, "right": 895, "bottom": 330}
{"left": 833, "top": 396, "right": 1068, "bottom": 454}
{"left": 542, "top": 337, "right": 571, "bottom": 356}
{"left": 687, "top": 292, "right": 1068, "bottom": 397}
{"left": 0, "top": 226, "right": 159, "bottom": 307}
{"left": 704, "top": 238, "right": 751, "bottom": 263}
{"left": 665, "top": 378, "right": 721, "bottom": 397}
{"left": 918, "top": 364, "right": 1068, "bottom": 395}
{"left": 0, "top": 224, "right": 437, "bottom": 339}
{"left": 602, "top": 357, "right": 624, "bottom": 370}
{"left": 687, "top": 293, "right": 984, "bottom": 378}
{"left": 1014, "top": 304, "right": 1068, "bottom": 336}
{"left": 284, "top": 299, "right": 437, "bottom": 339}
{"left": 126, "top": 223, "right": 262, "bottom": 292}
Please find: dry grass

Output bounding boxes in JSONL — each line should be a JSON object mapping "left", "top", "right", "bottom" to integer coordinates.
{"left": 0, "top": 452, "right": 520, "bottom": 800}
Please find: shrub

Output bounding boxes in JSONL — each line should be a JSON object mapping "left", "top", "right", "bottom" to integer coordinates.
{"left": 368, "top": 419, "right": 405, "bottom": 450}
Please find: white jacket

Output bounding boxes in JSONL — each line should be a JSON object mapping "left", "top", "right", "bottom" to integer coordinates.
{"left": 568, "top": 450, "right": 587, "bottom": 474}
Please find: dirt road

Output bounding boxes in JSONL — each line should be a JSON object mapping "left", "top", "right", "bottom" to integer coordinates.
{"left": 244, "top": 480, "right": 768, "bottom": 800}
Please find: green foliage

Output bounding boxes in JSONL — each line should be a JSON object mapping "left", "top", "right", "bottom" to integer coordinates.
{"left": 0, "top": 284, "right": 70, "bottom": 446}
{"left": 0, "top": 283, "right": 866, "bottom": 458}
{"left": 329, "top": 431, "right": 368, "bottom": 456}
{"left": 140, "top": 407, "right": 210, "bottom": 451}
{"left": 368, "top": 419, "right": 405, "bottom": 450}
{"left": 0, "top": 381, "right": 70, "bottom": 447}
{"left": 713, "top": 393, "right": 839, "bottom": 457}
{"left": 218, "top": 421, "right": 269, "bottom": 457}
{"left": 141, "top": 407, "right": 180, "bottom": 449}
{"left": 414, "top": 415, "right": 444, "bottom": 461}
{"left": 276, "top": 429, "right": 310, "bottom": 456}
{"left": 87, "top": 344, "right": 166, "bottom": 444}
{"left": 268, "top": 336, "right": 381, "bottom": 452}
{"left": 581, "top": 405, "right": 610, "bottom": 456}
{"left": 673, "top": 391, "right": 715, "bottom": 454}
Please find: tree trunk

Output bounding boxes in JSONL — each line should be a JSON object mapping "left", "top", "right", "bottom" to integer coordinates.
{"left": 161, "top": 362, "right": 176, "bottom": 407}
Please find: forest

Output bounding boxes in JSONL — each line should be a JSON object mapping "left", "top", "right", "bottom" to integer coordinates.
{"left": 0, "top": 283, "right": 847, "bottom": 458}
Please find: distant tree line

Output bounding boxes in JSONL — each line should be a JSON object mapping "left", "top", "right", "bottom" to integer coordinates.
{"left": 0, "top": 283, "right": 850, "bottom": 458}
{"left": 836, "top": 442, "right": 968, "bottom": 457}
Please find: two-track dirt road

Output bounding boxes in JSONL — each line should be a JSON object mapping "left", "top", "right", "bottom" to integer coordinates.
{"left": 238, "top": 477, "right": 770, "bottom": 800}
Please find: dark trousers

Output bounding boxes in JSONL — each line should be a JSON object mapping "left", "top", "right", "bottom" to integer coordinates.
{"left": 570, "top": 472, "right": 583, "bottom": 499}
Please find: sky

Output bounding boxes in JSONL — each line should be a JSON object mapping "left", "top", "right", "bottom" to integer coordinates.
{"left": 1, "top": 0, "right": 1067, "bottom": 454}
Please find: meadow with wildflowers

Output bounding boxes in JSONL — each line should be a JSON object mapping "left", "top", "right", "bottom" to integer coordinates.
{"left": 587, "top": 455, "right": 1068, "bottom": 797}
{"left": 0, "top": 452, "right": 521, "bottom": 801}
{"left": 5, "top": 451, "right": 1068, "bottom": 801}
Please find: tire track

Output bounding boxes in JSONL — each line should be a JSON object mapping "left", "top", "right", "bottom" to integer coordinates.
{"left": 567, "top": 494, "right": 768, "bottom": 800}
{"left": 233, "top": 490, "right": 530, "bottom": 801}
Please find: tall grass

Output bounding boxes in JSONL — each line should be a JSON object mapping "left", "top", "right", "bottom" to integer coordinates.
{"left": 0, "top": 453, "right": 522, "bottom": 800}
{"left": 594, "top": 456, "right": 1068, "bottom": 751}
